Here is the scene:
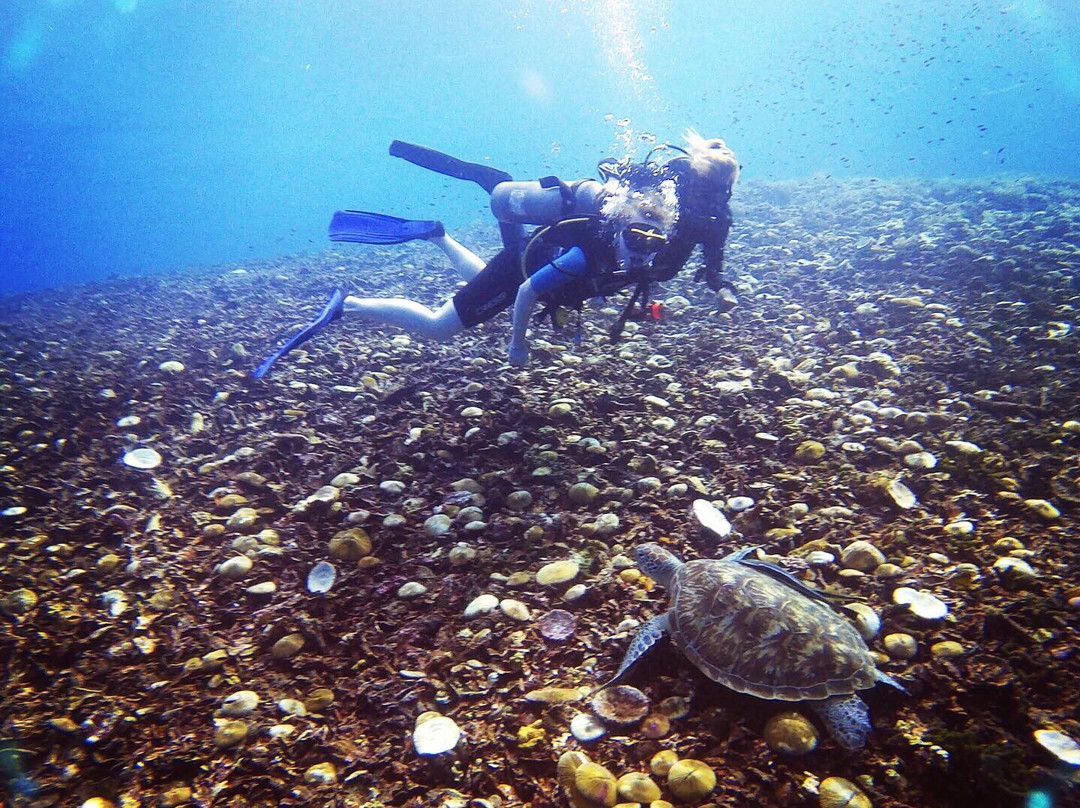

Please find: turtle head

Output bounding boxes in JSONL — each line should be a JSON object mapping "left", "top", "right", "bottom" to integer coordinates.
{"left": 634, "top": 543, "right": 681, "bottom": 588}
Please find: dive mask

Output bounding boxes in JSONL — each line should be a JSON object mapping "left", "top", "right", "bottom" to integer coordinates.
{"left": 622, "top": 223, "right": 668, "bottom": 255}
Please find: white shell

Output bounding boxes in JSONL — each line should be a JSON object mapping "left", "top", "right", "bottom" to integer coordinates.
{"left": 217, "top": 556, "right": 253, "bottom": 579}
{"left": 844, "top": 602, "right": 882, "bottom": 640}
{"left": 500, "top": 598, "right": 532, "bottom": 621}
{"left": 278, "top": 698, "right": 307, "bottom": 716}
{"left": 726, "top": 495, "right": 755, "bottom": 512}
{"left": 101, "top": 589, "right": 129, "bottom": 617}
{"left": 464, "top": 594, "right": 499, "bottom": 618}
{"left": 570, "top": 712, "right": 607, "bottom": 742}
{"left": 805, "top": 550, "right": 836, "bottom": 566}
{"left": 692, "top": 499, "right": 732, "bottom": 538}
{"left": 886, "top": 478, "right": 917, "bottom": 509}
{"left": 594, "top": 513, "right": 620, "bottom": 535}
{"left": 993, "top": 556, "right": 1037, "bottom": 580}
{"left": 122, "top": 447, "right": 162, "bottom": 470}
{"left": 221, "top": 690, "right": 260, "bottom": 716}
{"left": 945, "top": 440, "right": 983, "bottom": 455}
{"left": 413, "top": 713, "right": 461, "bottom": 755}
{"left": 424, "top": 514, "right": 452, "bottom": 537}
{"left": 1034, "top": 729, "right": 1080, "bottom": 766}
{"left": 306, "top": 561, "right": 336, "bottom": 594}
{"left": 893, "top": 587, "right": 949, "bottom": 620}
{"left": 903, "top": 451, "right": 938, "bottom": 469}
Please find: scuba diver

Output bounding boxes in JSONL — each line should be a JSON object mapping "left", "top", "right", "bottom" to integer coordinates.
{"left": 252, "top": 131, "right": 738, "bottom": 378}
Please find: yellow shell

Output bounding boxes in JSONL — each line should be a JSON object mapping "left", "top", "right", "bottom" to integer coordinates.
{"left": 762, "top": 711, "right": 819, "bottom": 755}
{"left": 649, "top": 749, "right": 679, "bottom": 777}
{"left": 159, "top": 787, "right": 193, "bottom": 807}
{"left": 557, "top": 750, "right": 591, "bottom": 794}
{"left": 819, "top": 776, "right": 872, "bottom": 808}
{"left": 574, "top": 762, "right": 618, "bottom": 807}
{"left": 329, "top": 528, "right": 372, "bottom": 560}
{"left": 213, "top": 720, "right": 248, "bottom": 748}
{"left": 616, "top": 772, "right": 660, "bottom": 803}
{"left": 666, "top": 759, "right": 716, "bottom": 801}
{"left": 794, "top": 440, "right": 827, "bottom": 462}
{"left": 640, "top": 712, "right": 671, "bottom": 739}
{"left": 306, "top": 688, "right": 335, "bottom": 711}
{"left": 271, "top": 633, "right": 305, "bottom": 659}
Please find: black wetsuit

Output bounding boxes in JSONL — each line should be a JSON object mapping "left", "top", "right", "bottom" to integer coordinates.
{"left": 452, "top": 218, "right": 618, "bottom": 328}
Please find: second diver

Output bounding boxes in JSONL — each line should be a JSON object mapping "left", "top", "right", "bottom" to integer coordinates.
{"left": 252, "top": 131, "right": 739, "bottom": 378}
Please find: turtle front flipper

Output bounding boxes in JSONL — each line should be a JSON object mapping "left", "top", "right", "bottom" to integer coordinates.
{"left": 597, "top": 613, "right": 670, "bottom": 690}
{"left": 810, "top": 695, "right": 870, "bottom": 750}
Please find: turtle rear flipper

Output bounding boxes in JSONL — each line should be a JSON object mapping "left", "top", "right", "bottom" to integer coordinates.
{"left": 598, "top": 613, "right": 670, "bottom": 691}
{"left": 811, "top": 695, "right": 870, "bottom": 750}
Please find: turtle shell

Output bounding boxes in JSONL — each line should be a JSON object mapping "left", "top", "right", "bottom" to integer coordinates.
{"left": 668, "top": 558, "right": 878, "bottom": 701}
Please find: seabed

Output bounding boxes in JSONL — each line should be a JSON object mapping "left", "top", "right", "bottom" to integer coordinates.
{"left": 1, "top": 176, "right": 1078, "bottom": 808}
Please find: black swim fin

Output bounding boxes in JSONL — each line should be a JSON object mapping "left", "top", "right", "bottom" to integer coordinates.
{"left": 389, "top": 140, "right": 513, "bottom": 194}
{"left": 252, "top": 289, "right": 345, "bottom": 379}
{"left": 329, "top": 210, "right": 445, "bottom": 245}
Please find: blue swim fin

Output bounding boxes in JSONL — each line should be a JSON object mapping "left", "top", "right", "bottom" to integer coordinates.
{"left": 328, "top": 210, "right": 444, "bottom": 245}
{"left": 252, "top": 289, "right": 345, "bottom": 379}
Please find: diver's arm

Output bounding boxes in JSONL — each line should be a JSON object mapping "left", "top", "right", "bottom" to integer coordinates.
{"left": 699, "top": 207, "right": 733, "bottom": 291}
{"left": 508, "top": 247, "right": 588, "bottom": 366}
{"left": 509, "top": 280, "right": 541, "bottom": 366}
{"left": 698, "top": 207, "right": 738, "bottom": 310}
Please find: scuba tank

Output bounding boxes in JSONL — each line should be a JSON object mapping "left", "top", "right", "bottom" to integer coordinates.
{"left": 490, "top": 177, "right": 608, "bottom": 225}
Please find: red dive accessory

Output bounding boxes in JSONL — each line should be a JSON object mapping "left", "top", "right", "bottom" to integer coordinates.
{"left": 649, "top": 301, "right": 663, "bottom": 321}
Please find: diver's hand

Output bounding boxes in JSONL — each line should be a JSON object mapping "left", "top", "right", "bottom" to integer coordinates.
{"left": 508, "top": 343, "right": 529, "bottom": 367}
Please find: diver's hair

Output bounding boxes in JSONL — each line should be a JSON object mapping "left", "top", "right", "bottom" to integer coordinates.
{"left": 683, "top": 128, "right": 739, "bottom": 191}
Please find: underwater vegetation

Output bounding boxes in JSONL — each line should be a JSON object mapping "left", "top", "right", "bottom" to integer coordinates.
{"left": 1, "top": 176, "right": 1079, "bottom": 807}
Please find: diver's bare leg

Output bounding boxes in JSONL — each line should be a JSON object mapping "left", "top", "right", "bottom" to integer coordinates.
{"left": 429, "top": 234, "right": 485, "bottom": 281}
{"left": 342, "top": 296, "right": 465, "bottom": 341}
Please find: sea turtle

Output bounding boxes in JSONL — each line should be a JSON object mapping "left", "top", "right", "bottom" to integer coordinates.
{"left": 607, "top": 541, "right": 904, "bottom": 749}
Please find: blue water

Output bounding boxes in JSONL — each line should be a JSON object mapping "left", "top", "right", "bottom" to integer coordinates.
{"left": 2, "top": 0, "right": 1078, "bottom": 296}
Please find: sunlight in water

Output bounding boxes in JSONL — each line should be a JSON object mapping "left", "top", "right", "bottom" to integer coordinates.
{"left": 587, "top": 0, "right": 669, "bottom": 106}
{"left": 4, "top": 21, "right": 43, "bottom": 73}
{"left": 1014, "top": 0, "right": 1080, "bottom": 97}
{"left": 580, "top": 0, "right": 670, "bottom": 158}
